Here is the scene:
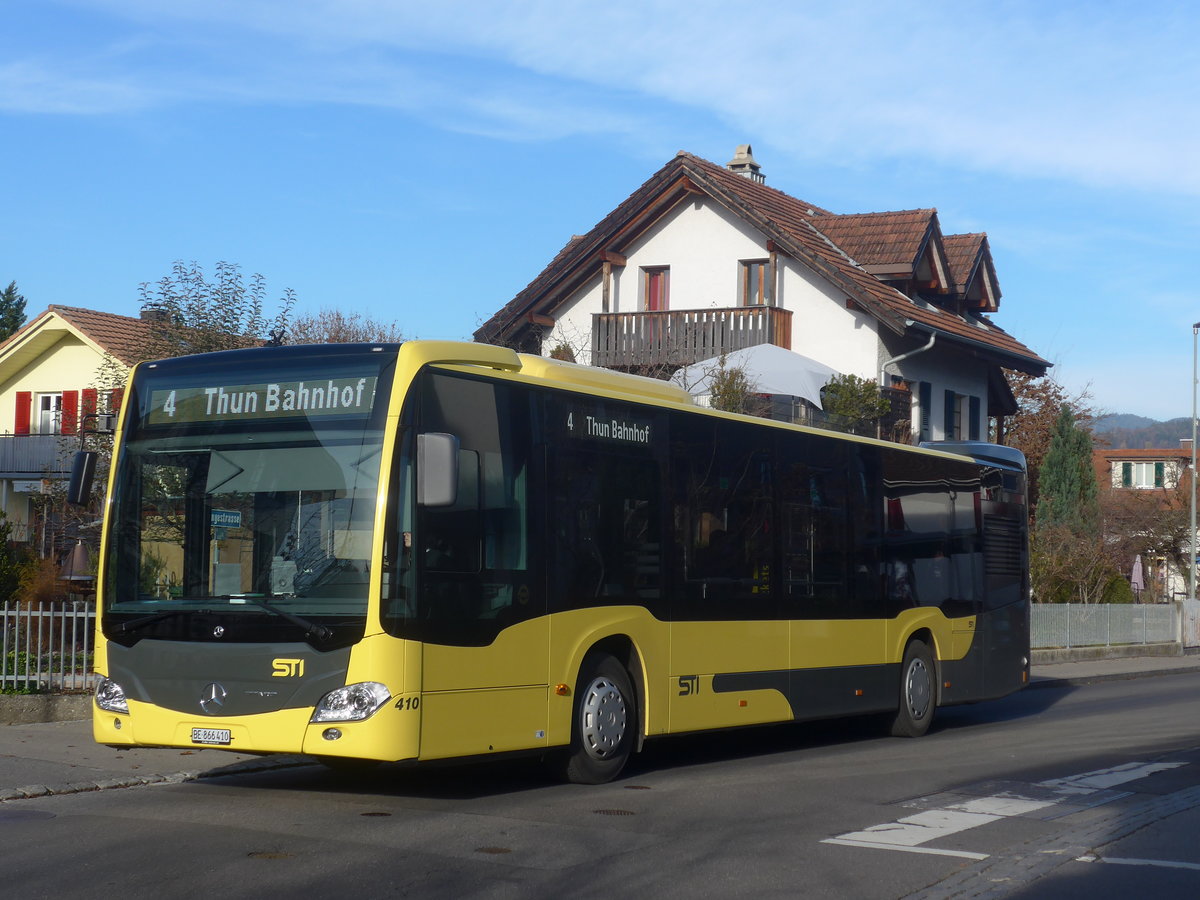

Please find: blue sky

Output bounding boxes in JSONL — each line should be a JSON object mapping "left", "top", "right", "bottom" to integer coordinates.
{"left": 3, "top": 0, "right": 1198, "bottom": 420}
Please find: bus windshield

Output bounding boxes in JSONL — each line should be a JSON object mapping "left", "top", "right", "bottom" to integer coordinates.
{"left": 102, "top": 347, "right": 394, "bottom": 646}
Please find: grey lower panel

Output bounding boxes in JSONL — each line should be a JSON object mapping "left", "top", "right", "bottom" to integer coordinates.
{"left": 106, "top": 640, "right": 352, "bottom": 718}
{"left": 712, "top": 664, "right": 899, "bottom": 721}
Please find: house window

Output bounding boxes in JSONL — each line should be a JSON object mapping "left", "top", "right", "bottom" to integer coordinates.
{"left": 1121, "top": 461, "right": 1165, "bottom": 489}
{"left": 917, "top": 382, "right": 932, "bottom": 442}
{"left": 943, "top": 390, "right": 964, "bottom": 440}
{"left": 941, "top": 391, "right": 980, "bottom": 440}
{"left": 36, "top": 393, "right": 62, "bottom": 434}
{"left": 642, "top": 267, "right": 669, "bottom": 312}
{"left": 741, "top": 259, "right": 770, "bottom": 306}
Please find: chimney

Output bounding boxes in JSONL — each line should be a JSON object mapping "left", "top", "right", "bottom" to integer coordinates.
{"left": 1182, "top": 438, "right": 1193, "bottom": 453}
{"left": 726, "top": 144, "right": 764, "bottom": 184}
{"left": 140, "top": 305, "right": 169, "bottom": 324}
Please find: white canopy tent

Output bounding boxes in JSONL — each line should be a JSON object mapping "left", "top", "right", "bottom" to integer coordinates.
{"left": 671, "top": 344, "right": 841, "bottom": 409}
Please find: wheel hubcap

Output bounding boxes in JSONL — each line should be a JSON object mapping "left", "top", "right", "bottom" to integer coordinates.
{"left": 905, "top": 658, "right": 931, "bottom": 720}
{"left": 580, "top": 676, "right": 627, "bottom": 759}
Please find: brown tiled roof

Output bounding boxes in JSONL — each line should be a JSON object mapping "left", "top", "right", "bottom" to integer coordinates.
{"left": 807, "top": 209, "right": 937, "bottom": 269}
{"left": 942, "top": 233, "right": 987, "bottom": 294}
{"left": 475, "top": 151, "right": 1049, "bottom": 373}
{"left": 1094, "top": 447, "right": 1191, "bottom": 461}
{"left": 47, "top": 305, "right": 152, "bottom": 365}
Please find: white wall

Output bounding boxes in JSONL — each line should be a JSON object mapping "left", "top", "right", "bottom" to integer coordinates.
{"left": 897, "top": 349, "right": 990, "bottom": 442}
{"left": 542, "top": 193, "right": 992, "bottom": 437}
{"left": 547, "top": 196, "right": 881, "bottom": 377}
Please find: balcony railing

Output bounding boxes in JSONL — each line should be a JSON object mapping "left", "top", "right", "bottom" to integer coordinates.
{"left": 0, "top": 434, "right": 72, "bottom": 479}
{"left": 592, "top": 306, "right": 792, "bottom": 370}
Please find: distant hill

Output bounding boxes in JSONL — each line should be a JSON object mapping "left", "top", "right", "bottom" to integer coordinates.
{"left": 1093, "top": 415, "right": 1191, "bottom": 449}
{"left": 1094, "top": 413, "right": 1159, "bottom": 432}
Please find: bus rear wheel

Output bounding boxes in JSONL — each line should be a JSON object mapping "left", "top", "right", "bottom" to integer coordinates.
{"left": 890, "top": 639, "right": 935, "bottom": 738}
{"left": 562, "top": 654, "right": 636, "bottom": 784}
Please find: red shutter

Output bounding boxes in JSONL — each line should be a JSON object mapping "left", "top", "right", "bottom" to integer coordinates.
{"left": 14, "top": 391, "right": 31, "bottom": 434}
{"left": 61, "top": 390, "right": 79, "bottom": 434}
{"left": 109, "top": 388, "right": 124, "bottom": 416}
{"left": 81, "top": 388, "right": 98, "bottom": 423}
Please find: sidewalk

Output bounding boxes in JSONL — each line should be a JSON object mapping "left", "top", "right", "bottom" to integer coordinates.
{"left": 1030, "top": 651, "right": 1200, "bottom": 687}
{"left": 0, "top": 720, "right": 310, "bottom": 802}
{"left": 3, "top": 655, "right": 1199, "bottom": 802}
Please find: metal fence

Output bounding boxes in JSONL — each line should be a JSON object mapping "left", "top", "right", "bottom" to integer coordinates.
{"left": 0, "top": 598, "right": 1186, "bottom": 690}
{"left": 1032, "top": 603, "right": 1178, "bottom": 649}
{"left": 1, "top": 601, "right": 95, "bottom": 692}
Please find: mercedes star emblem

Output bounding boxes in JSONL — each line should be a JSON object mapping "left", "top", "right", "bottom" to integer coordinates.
{"left": 200, "top": 682, "right": 227, "bottom": 714}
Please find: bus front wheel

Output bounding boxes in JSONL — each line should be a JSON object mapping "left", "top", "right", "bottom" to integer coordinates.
{"left": 890, "top": 639, "right": 935, "bottom": 738}
{"left": 562, "top": 654, "right": 636, "bottom": 784}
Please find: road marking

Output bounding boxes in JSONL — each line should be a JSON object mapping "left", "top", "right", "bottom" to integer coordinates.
{"left": 1041, "top": 762, "right": 1183, "bottom": 792}
{"left": 1076, "top": 854, "right": 1200, "bottom": 872}
{"left": 824, "top": 839, "right": 989, "bottom": 860}
{"left": 942, "top": 795, "right": 1056, "bottom": 817}
{"left": 833, "top": 810, "right": 1001, "bottom": 848}
{"left": 822, "top": 761, "right": 1186, "bottom": 859}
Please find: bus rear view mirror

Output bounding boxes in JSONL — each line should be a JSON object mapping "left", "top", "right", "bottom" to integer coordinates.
{"left": 67, "top": 450, "right": 98, "bottom": 506}
{"left": 417, "top": 432, "right": 459, "bottom": 507}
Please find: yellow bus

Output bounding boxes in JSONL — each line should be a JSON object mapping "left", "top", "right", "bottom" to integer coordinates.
{"left": 78, "top": 340, "right": 1029, "bottom": 783}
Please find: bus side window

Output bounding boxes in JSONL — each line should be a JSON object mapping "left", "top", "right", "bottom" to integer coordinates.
{"left": 780, "top": 435, "right": 850, "bottom": 616}
{"left": 671, "top": 416, "right": 774, "bottom": 619}
{"left": 550, "top": 449, "right": 661, "bottom": 608}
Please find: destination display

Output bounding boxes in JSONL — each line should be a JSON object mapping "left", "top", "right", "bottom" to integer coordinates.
{"left": 563, "top": 404, "right": 654, "bottom": 447}
{"left": 147, "top": 376, "right": 378, "bottom": 425}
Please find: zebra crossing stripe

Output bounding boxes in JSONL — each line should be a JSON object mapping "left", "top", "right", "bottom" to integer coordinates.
{"left": 822, "top": 761, "right": 1185, "bottom": 858}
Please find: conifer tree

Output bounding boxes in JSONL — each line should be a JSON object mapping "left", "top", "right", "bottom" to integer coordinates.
{"left": 0, "top": 281, "right": 27, "bottom": 341}
{"left": 1036, "top": 404, "right": 1100, "bottom": 535}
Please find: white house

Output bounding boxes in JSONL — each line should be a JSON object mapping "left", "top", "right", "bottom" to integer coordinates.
{"left": 475, "top": 146, "right": 1049, "bottom": 442}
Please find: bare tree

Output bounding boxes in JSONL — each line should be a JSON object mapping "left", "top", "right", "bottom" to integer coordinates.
{"left": 286, "top": 307, "right": 407, "bottom": 345}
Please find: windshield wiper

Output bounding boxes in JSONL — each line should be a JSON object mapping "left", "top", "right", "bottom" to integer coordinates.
{"left": 117, "top": 608, "right": 204, "bottom": 634}
{"left": 230, "top": 595, "right": 334, "bottom": 641}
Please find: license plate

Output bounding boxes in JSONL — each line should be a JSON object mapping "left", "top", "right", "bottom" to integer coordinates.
{"left": 191, "top": 728, "right": 232, "bottom": 746}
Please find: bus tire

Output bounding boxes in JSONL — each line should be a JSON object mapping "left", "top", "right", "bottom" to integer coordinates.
{"left": 563, "top": 654, "right": 636, "bottom": 784}
{"left": 890, "top": 639, "right": 936, "bottom": 738}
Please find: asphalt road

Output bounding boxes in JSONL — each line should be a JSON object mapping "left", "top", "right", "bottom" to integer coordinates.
{"left": 5, "top": 673, "right": 1200, "bottom": 899}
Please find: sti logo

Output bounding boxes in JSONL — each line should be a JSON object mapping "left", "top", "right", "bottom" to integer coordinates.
{"left": 272, "top": 658, "right": 305, "bottom": 678}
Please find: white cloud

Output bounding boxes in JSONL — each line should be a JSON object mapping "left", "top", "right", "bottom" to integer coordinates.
{"left": 20, "top": 1, "right": 1200, "bottom": 194}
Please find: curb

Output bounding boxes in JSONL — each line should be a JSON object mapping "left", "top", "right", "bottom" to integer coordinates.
{"left": 0, "top": 755, "right": 314, "bottom": 803}
{"left": 0, "top": 694, "right": 92, "bottom": 726}
{"left": 1027, "top": 663, "right": 1200, "bottom": 690}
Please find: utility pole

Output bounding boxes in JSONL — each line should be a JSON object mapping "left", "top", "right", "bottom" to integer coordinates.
{"left": 1191, "top": 322, "right": 1199, "bottom": 600}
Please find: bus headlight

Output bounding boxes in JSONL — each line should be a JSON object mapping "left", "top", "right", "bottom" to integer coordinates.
{"left": 311, "top": 682, "right": 391, "bottom": 723}
{"left": 95, "top": 677, "right": 130, "bottom": 714}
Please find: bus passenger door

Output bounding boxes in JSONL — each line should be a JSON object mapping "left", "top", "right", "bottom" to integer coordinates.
{"left": 669, "top": 419, "right": 791, "bottom": 733}
{"left": 785, "top": 439, "right": 888, "bottom": 720}
{"left": 412, "top": 372, "right": 550, "bottom": 761}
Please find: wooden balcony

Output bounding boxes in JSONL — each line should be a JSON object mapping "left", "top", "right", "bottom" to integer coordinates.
{"left": 592, "top": 307, "right": 792, "bottom": 370}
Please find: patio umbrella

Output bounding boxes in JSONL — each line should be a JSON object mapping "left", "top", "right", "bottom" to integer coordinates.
{"left": 670, "top": 344, "right": 840, "bottom": 408}
{"left": 1131, "top": 554, "right": 1145, "bottom": 594}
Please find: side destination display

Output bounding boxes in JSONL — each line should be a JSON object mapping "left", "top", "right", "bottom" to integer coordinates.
{"left": 147, "top": 376, "right": 378, "bottom": 425}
